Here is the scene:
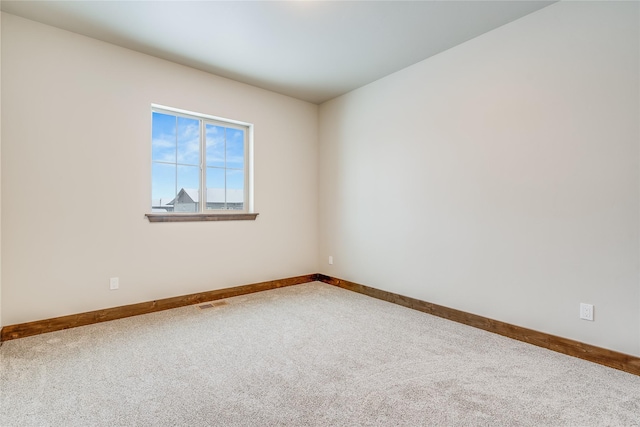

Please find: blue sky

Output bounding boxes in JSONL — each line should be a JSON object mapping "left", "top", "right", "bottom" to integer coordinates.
{"left": 152, "top": 112, "right": 244, "bottom": 206}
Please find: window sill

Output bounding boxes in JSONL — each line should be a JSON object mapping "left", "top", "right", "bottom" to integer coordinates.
{"left": 145, "top": 213, "right": 259, "bottom": 223}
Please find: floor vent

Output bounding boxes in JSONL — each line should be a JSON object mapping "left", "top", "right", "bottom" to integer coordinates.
{"left": 196, "top": 301, "right": 228, "bottom": 310}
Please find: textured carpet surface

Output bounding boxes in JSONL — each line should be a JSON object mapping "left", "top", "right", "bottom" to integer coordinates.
{"left": 1, "top": 282, "right": 639, "bottom": 426}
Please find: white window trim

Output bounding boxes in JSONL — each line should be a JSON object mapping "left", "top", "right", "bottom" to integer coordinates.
{"left": 149, "top": 104, "right": 255, "bottom": 219}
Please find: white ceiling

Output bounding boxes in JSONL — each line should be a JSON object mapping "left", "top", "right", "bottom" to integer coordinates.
{"left": 1, "top": 1, "right": 555, "bottom": 104}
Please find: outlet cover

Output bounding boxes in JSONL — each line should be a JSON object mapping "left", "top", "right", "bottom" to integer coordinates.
{"left": 580, "top": 303, "right": 594, "bottom": 321}
{"left": 110, "top": 277, "right": 119, "bottom": 290}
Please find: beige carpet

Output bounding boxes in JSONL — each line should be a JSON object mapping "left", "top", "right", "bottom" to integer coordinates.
{"left": 1, "top": 282, "right": 639, "bottom": 426}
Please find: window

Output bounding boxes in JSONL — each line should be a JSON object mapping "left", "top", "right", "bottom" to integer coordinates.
{"left": 148, "top": 105, "right": 255, "bottom": 222}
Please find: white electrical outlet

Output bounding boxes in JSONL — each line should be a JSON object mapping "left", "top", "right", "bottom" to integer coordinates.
{"left": 329, "top": 256, "right": 333, "bottom": 265}
{"left": 580, "top": 303, "right": 594, "bottom": 321}
{"left": 110, "top": 277, "right": 119, "bottom": 290}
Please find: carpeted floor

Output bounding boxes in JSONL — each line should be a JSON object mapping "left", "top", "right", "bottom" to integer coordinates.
{"left": 1, "top": 282, "right": 639, "bottom": 426}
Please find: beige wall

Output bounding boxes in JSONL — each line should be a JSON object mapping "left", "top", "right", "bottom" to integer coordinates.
{"left": 1, "top": 13, "right": 319, "bottom": 325}
{"left": 3, "top": 3, "right": 640, "bottom": 358}
{"left": 0, "top": 13, "right": 3, "bottom": 329}
{"left": 319, "top": 1, "right": 640, "bottom": 356}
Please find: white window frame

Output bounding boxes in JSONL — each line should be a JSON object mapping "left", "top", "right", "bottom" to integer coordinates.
{"left": 150, "top": 104, "right": 254, "bottom": 216}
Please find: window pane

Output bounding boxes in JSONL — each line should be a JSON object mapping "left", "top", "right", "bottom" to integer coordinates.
{"left": 226, "top": 128, "right": 244, "bottom": 169}
{"left": 152, "top": 162, "right": 176, "bottom": 212}
{"left": 177, "top": 117, "right": 200, "bottom": 166}
{"left": 205, "top": 124, "right": 225, "bottom": 168}
{"left": 175, "top": 165, "right": 200, "bottom": 212}
{"left": 226, "top": 169, "right": 244, "bottom": 210}
{"left": 152, "top": 112, "right": 176, "bottom": 163}
{"left": 206, "top": 167, "right": 225, "bottom": 210}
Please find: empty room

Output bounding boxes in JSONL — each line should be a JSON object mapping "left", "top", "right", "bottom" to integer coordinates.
{"left": 1, "top": 0, "right": 639, "bottom": 425}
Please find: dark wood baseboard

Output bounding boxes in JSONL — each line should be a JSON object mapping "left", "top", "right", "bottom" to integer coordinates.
{"left": 3, "top": 272, "right": 639, "bottom": 377}
{"left": 316, "top": 274, "right": 640, "bottom": 377}
{"left": 0, "top": 274, "right": 316, "bottom": 342}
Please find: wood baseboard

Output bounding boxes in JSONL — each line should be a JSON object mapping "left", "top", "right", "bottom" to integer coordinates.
{"left": 3, "top": 272, "right": 639, "bottom": 377}
{"left": 0, "top": 274, "right": 316, "bottom": 342}
{"left": 316, "top": 274, "right": 640, "bottom": 377}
